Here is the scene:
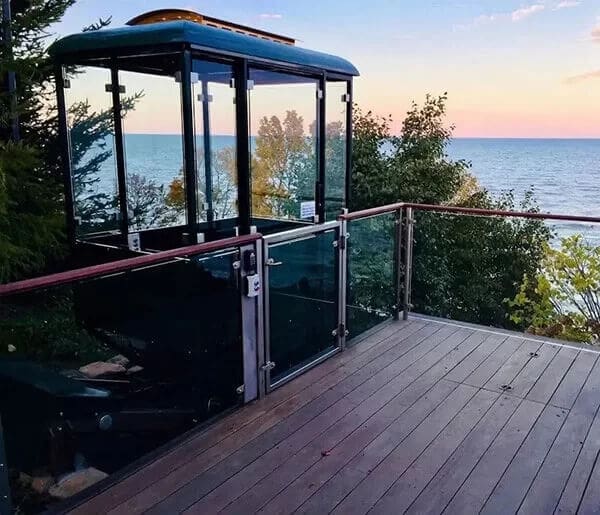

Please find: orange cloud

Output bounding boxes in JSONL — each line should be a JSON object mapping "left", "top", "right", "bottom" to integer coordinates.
{"left": 564, "top": 69, "right": 600, "bottom": 84}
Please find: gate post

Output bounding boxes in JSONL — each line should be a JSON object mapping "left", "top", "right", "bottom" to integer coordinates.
{"left": 402, "top": 207, "right": 415, "bottom": 321}
{"left": 393, "top": 208, "right": 403, "bottom": 321}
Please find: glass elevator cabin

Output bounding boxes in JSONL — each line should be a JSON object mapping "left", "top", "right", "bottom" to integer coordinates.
{"left": 50, "top": 9, "right": 359, "bottom": 256}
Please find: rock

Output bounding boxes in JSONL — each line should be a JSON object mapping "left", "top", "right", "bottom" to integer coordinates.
{"left": 79, "top": 362, "right": 126, "bottom": 378}
{"left": 127, "top": 365, "right": 144, "bottom": 374}
{"left": 107, "top": 354, "right": 130, "bottom": 367}
{"left": 18, "top": 472, "right": 32, "bottom": 487}
{"left": 31, "top": 475, "right": 55, "bottom": 494}
{"left": 7, "top": 344, "right": 16, "bottom": 353}
{"left": 49, "top": 468, "right": 108, "bottom": 499}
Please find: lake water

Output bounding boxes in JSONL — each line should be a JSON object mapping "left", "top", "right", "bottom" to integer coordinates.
{"left": 447, "top": 138, "right": 600, "bottom": 244}
{"left": 97, "top": 135, "right": 600, "bottom": 244}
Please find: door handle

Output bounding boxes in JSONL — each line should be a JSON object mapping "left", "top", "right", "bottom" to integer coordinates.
{"left": 266, "top": 258, "right": 283, "bottom": 267}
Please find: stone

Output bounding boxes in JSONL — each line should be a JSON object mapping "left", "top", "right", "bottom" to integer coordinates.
{"left": 79, "top": 362, "right": 126, "bottom": 378}
{"left": 31, "top": 475, "right": 55, "bottom": 494}
{"left": 18, "top": 472, "right": 32, "bottom": 487}
{"left": 107, "top": 354, "right": 130, "bottom": 367}
{"left": 127, "top": 365, "right": 144, "bottom": 374}
{"left": 49, "top": 468, "right": 108, "bottom": 499}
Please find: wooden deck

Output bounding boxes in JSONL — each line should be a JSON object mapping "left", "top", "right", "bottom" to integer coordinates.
{"left": 68, "top": 317, "right": 600, "bottom": 515}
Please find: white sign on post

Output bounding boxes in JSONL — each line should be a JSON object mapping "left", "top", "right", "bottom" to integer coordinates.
{"left": 300, "top": 201, "right": 316, "bottom": 219}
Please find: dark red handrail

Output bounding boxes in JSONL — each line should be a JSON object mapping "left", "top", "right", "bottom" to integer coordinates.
{"left": 0, "top": 233, "right": 261, "bottom": 297}
{"left": 339, "top": 202, "right": 600, "bottom": 224}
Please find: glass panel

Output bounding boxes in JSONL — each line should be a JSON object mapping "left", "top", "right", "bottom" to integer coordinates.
{"left": 248, "top": 69, "right": 318, "bottom": 223}
{"left": 0, "top": 250, "right": 243, "bottom": 512}
{"left": 325, "top": 81, "right": 348, "bottom": 221}
{"left": 346, "top": 213, "right": 396, "bottom": 339}
{"left": 192, "top": 60, "right": 238, "bottom": 223}
{"left": 268, "top": 230, "right": 338, "bottom": 384}
{"left": 411, "top": 210, "right": 600, "bottom": 347}
{"left": 118, "top": 66, "right": 185, "bottom": 231}
{"left": 65, "top": 66, "right": 120, "bottom": 236}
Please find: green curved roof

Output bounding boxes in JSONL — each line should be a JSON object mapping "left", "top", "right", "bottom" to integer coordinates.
{"left": 49, "top": 21, "right": 359, "bottom": 76}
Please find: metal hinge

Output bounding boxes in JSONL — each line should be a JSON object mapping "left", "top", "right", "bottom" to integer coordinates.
{"left": 332, "top": 323, "right": 349, "bottom": 337}
{"left": 236, "top": 384, "right": 245, "bottom": 395}
{"left": 260, "top": 361, "right": 276, "bottom": 371}
{"left": 334, "top": 233, "right": 348, "bottom": 250}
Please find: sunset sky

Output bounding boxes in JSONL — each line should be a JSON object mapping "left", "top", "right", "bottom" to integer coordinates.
{"left": 54, "top": 0, "right": 600, "bottom": 138}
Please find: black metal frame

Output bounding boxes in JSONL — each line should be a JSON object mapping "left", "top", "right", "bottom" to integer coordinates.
{"left": 54, "top": 41, "right": 354, "bottom": 245}
{"left": 110, "top": 61, "right": 129, "bottom": 239}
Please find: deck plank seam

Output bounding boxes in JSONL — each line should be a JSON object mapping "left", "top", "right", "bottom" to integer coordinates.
{"left": 402, "top": 394, "right": 522, "bottom": 515}
{"left": 572, "top": 439, "right": 600, "bottom": 515}
{"left": 315, "top": 331, "right": 493, "bottom": 514}
{"left": 436, "top": 396, "right": 539, "bottom": 515}
{"left": 515, "top": 362, "right": 600, "bottom": 515}
{"left": 88, "top": 321, "right": 427, "bottom": 513}
{"left": 179, "top": 326, "right": 468, "bottom": 512}
{"left": 483, "top": 339, "right": 544, "bottom": 394}
{"left": 367, "top": 387, "right": 502, "bottom": 514}
{"left": 329, "top": 383, "right": 482, "bottom": 515}
{"left": 232, "top": 328, "right": 478, "bottom": 515}
{"left": 550, "top": 401, "right": 600, "bottom": 514}
{"left": 277, "top": 379, "right": 463, "bottom": 515}
{"left": 137, "top": 323, "right": 459, "bottom": 513}
{"left": 481, "top": 403, "right": 570, "bottom": 515}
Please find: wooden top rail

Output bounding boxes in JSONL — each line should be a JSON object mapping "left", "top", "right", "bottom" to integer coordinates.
{"left": 339, "top": 202, "right": 600, "bottom": 224}
{"left": 0, "top": 233, "right": 261, "bottom": 297}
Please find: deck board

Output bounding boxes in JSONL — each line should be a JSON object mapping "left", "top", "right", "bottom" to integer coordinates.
{"left": 68, "top": 318, "right": 600, "bottom": 515}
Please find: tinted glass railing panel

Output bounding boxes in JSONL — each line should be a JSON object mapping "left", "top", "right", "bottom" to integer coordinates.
{"left": 267, "top": 229, "right": 338, "bottom": 384}
{"left": 0, "top": 249, "right": 243, "bottom": 513}
{"left": 346, "top": 213, "right": 396, "bottom": 339}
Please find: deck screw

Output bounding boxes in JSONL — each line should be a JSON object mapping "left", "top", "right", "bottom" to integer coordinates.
{"left": 529, "top": 352, "right": 539, "bottom": 358}
{"left": 500, "top": 384, "right": 512, "bottom": 391}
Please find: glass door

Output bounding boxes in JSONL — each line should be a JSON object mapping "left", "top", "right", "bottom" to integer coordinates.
{"left": 264, "top": 223, "right": 341, "bottom": 388}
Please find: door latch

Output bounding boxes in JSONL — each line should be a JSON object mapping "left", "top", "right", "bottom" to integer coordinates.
{"left": 260, "top": 361, "right": 276, "bottom": 371}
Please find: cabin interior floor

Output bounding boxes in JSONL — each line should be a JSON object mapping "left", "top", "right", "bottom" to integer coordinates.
{"left": 67, "top": 316, "right": 600, "bottom": 515}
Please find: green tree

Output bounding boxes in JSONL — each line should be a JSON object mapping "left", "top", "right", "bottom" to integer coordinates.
{"left": 349, "top": 94, "right": 550, "bottom": 329}
{"left": 0, "top": 0, "right": 78, "bottom": 282}
{"left": 252, "top": 110, "right": 314, "bottom": 218}
{"left": 508, "top": 235, "right": 600, "bottom": 343}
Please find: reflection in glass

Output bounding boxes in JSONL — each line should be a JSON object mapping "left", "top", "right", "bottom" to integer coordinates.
{"left": 118, "top": 69, "right": 185, "bottom": 231}
{"left": 268, "top": 230, "right": 338, "bottom": 383}
{"left": 346, "top": 213, "right": 396, "bottom": 338}
{"left": 65, "top": 66, "right": 120, "bottom": 235}
{"left": 248, "top": 69, "right": 318, "bottom": 223}
{"left": 325, "top": 81, "right": 348, "bottom": 221}
{"left": 0, "top": 249, "right": 243, "bottom": 512}
{"left": 192, "top": 60, "right": 238, "bottom": 223}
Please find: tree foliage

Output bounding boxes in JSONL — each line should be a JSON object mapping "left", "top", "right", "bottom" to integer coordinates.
{"left": 0, "top": 0, "right": 77, "bottom": 281}
{"left": 252, "top": 111, "right": 314, "bottom": 218}
{"left": 508, "top": 235, "right": 600, "bottom": 343}
{"left": 350, "top": 94, "right": 550, "bottom": 329}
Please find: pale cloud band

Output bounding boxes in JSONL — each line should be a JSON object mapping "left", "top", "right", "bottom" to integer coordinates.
{"left": 259, "top": 13, "right": 283, "bottom": 19}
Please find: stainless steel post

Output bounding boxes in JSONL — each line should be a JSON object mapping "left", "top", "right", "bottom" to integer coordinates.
{"left": 393, "top": 208, "right": 403, "bottom": 321}
{"left": 403, "top": 207, "right": 414, "bottom": 320}
{"left": 338, "top": 216, "right": 348, "bottom": 349}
